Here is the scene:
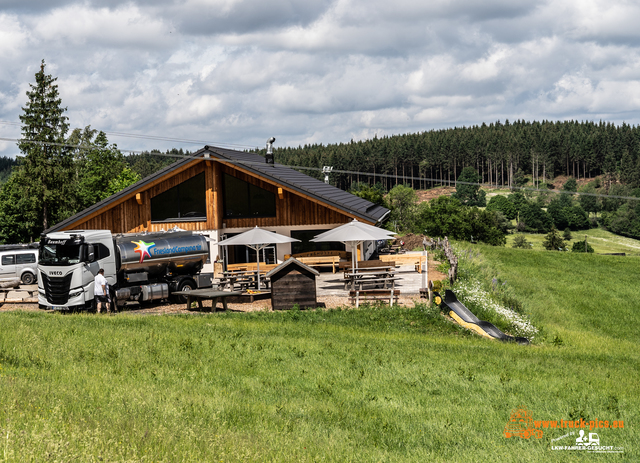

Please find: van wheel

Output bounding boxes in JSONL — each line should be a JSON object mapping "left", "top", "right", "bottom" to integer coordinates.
{"left": 21, "top": 272, "right": 35, "bottom": 285}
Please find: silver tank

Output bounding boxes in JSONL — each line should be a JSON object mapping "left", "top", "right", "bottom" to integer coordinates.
{"left": 115, "top": 231, "right": 209, "bottom": 277}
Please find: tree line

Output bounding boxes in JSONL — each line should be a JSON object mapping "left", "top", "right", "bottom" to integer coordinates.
{"left": 267, "top": 119, "right": 640, "bottom": 192}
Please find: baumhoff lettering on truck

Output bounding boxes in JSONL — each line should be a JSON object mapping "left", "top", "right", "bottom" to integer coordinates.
{"left": 37, "top": 230, "right": 212, "bottom": 311}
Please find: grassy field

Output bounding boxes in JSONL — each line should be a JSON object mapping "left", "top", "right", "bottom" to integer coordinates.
{"left": 505, "top": 227, "right": 640, "bottom": 255}
{"left": 1, "top": 246, "right": 638, "bottom": 461}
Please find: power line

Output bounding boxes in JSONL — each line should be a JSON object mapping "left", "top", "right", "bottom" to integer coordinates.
{"left": 0, "top": 120, "right": 257, "bottom": 150}
{"left": 2, "top": 136, "right": 638, "bottom": 202}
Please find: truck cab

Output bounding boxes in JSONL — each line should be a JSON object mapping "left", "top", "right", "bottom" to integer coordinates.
{"left": 38, "top": 230, "right": 116, "bottom": 311}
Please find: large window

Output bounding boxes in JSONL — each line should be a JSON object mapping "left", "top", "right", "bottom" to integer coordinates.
{"left": 223, "top": 173, "right": 276, "bottom": 218}
{"left": 290, "top": 230, "right": 345, "bottom": 255}
{"left": 151, "top": 173, "right": 206, "bottom": 222}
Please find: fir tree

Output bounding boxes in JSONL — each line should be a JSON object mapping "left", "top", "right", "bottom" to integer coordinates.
{"left": 542, "top": 228, "right": 566, "bottom": 251}
{"left": 15, "top": 60, "right": 73, "bottom": 234}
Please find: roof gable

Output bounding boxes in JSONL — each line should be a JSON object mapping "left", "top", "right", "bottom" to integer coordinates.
{"left": 46, "top": 146, "right": 389, "bottom": 232}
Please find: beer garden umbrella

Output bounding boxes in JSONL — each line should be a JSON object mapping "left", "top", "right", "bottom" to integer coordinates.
{"left": 216, "top": 226, "right": 300, "bottom": 289}
{"left": 310, "top": 219, "right": 395, "bottom": 270}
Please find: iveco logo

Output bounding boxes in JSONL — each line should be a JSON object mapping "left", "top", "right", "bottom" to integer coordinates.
{"left": 49, "top": 271, "right": 63, "bottom": 276}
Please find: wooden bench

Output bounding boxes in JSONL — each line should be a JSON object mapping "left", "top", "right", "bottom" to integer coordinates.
{"left": 227, "top": 262, "right": 278, "bottom": 273}
{"left": 349, "top": 289, "right": 400, "bottom": 307}
{"left": 294, "top": 255, "right": 341, "bottom": 273}
{"left": 379, "top": 254, "right": 427, "bottom": 272}
{"left": 339, "top": 260, "right": 395, "bottom": 272}
{"left": 284, "top": 250, "right": 352, "bottom": 260}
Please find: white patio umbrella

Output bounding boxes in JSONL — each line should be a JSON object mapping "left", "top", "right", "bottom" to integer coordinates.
{"left": 216, "top": 226, "right": 300, "bottom": 289}
{"left": 310, "top": 219, "right": 395, "bottom": 270}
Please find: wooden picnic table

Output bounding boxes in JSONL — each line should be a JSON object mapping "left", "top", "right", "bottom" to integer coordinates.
{"left": 218, "top": 270, "right": 270, "bottom": 291}
{"left": 343, "top": 271, "right": 397, "bottom": 291}
{"left": 172, "top": 289, "right": 242, "bottom": 312}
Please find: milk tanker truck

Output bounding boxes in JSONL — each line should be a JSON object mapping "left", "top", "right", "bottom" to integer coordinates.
{"left": 37, "top": 229, "right": 213, "bottom": 311}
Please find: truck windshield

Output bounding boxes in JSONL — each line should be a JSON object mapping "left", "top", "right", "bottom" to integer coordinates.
{"left": 39, "top": 244, "right": 83, "bottom": 266}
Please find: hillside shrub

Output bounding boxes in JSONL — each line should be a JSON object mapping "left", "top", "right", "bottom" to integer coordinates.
{"left": 571, "top": 241, "right": 594, "bottom": 253}
{"left": 486, "top": 195, "right": 516, "bottom": 220}
{"left": 542, "top": 228, "right": 566, "bottom": 251}
{"left": 521, "top": 202, "right": 553, "bottom": 233}
{"left": 512, "top": 234, "right": 531, "bottom": 249}
{"left": 417, "top": 196, "right": 506, "bottom": 246}
{"left": 452, "top": 167, "right": 486, "bottom": 207}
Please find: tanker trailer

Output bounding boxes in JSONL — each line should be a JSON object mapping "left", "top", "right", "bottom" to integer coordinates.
{"left": 38, "top": 229, "right": 213, "bottom": 311}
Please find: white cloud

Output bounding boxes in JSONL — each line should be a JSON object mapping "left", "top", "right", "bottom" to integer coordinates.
{"left": 3, "top": 0, "right": 640, "bottom": 159}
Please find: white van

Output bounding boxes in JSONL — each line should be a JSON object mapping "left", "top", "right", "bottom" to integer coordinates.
{"left": 0, "top": 245, "right": 39, "bottom": 285}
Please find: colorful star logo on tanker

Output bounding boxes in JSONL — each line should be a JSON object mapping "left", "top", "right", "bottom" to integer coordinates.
{"left": 132, "top": 240, "right": 156, "bottom": 263}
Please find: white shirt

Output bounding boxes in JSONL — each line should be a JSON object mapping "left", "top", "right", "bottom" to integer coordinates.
{"left": 94, "top": 273, "right": 107, "bottom": 296}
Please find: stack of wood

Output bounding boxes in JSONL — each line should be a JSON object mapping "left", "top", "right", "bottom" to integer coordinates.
{"left": 436, "top": 237, "right": 458, "bottom": 285}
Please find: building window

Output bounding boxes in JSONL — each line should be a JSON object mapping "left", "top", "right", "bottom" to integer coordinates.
{"left": 223, "top": 173, "right": 276, "bottom": 218}
{"left": 151, "top": 173, "right": 206, "bottom": 222}
{"left": 290, "top": 230, "right": 345, "bottom": 255}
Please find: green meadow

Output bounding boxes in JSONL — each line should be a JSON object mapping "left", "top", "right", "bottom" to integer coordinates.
{"left": 505, "top": 227, "right": 640, "bottom": 255}
{"left": 1, "top": 245, "right": 638, "bottom": 462}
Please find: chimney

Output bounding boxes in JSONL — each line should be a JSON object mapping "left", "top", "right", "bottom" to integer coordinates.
{"left": 265, "top": 137, "right": 276, "bottom": 164}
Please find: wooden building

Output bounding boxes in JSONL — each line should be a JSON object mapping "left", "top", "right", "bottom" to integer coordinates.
{"left": 47, "top": 145, "right": 390, "bottom": 269}
{"left": 266, "top": 258, "right": 319, "bottom": 310}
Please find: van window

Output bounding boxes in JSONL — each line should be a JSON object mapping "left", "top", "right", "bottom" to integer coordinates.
{"left": 2, "top": 255, "right": 15, "bottom": 265}
{"left": 16, "top": 253, "right": 36, "bottom": 264}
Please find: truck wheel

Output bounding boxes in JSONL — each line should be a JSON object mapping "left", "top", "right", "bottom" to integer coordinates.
{"left": 173, "top": 279, "right": 196, "bottom": 303}
{"left": 21, "top": 272, "right": 35, "bottom": 285}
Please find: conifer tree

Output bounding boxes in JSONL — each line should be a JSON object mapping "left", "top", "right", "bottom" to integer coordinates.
{"left": 16, "top": 60, "right": 73, "bottom": 233}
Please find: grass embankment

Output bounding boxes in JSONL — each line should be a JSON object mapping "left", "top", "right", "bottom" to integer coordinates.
{"left": 1, "top": 247, "right": 638, "bottom": 462}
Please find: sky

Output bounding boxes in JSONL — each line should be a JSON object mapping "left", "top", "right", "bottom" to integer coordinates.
{"left": 2, "top": 0, "right": 640, "bottom": 158}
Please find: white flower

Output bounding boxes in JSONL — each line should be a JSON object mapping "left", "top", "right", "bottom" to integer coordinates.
{"left": 455, "top": 280, "right": 539, "bottom": 339}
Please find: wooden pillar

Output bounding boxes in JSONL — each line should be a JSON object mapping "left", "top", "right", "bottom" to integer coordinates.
{"left": 211, "top": 161, "right": 224, "bottom": 230}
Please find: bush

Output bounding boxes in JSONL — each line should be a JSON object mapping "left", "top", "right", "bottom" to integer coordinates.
{"left": 563, "top": 228, "right": 572, "bottom": 241}
{"left": 542, "top": 228, "right": 566, "bottom": 251}
{"left": 486, "top": 195, "right": 516, "bottom": 220}
{"left": 571, "top": 240, "right": 594, "bottom": 253}
{"left": 512, "top": 234, "right": 531, "bottom": 249}
{"left": 418, "top": 196, "right": 506, "bottom": 246}
{"left": 521, "top": 202, "right": 553, "bottom": 233}
{"left": 452, "top": 167, "right": 486, "bottom": 206}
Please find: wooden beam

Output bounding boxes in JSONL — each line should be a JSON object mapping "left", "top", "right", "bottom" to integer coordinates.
{"left": 136, "top": 193, "right": 142, "bottom": 205}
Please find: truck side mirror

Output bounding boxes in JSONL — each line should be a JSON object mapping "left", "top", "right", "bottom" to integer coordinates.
{"left": 86, "top": 244, "right": 95, "bottom": 263}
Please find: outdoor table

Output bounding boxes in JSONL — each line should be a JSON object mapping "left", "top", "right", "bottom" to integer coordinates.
{"left": 219, "top": 270, "right": 270, "bottom": 291}
{"left": 344, "top": 273, "right": 399, "bottom": 307}
{"left": 342, "top": 265, "right": 395, "bottom": 277}
{"left": 172, "top": 289, "right": 242, "bottom": 312}
{"left": 344, "top": 271, "right": 397, "bottom": 291}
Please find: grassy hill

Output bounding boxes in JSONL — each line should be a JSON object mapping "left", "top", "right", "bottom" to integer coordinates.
{"left": 0, "top": 246, "right": 637, "bottom": 461}
{"left": 505, "top": 228, "right": 640, "bottom": 255}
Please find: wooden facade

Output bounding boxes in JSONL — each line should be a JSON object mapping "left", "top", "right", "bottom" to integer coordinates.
{"left": 61, "top": 158, "right": 356, "bottom": 233}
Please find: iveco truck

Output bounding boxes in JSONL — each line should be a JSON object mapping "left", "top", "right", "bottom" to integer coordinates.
{"left": 38, "top": 229, "right": 212, "bottom": 311}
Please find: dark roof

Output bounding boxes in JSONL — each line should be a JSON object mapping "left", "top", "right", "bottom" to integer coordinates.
{"left": 47, "top": 146, "right": 390, "bottom": 233}
{"left": 265, "top": 257, "right": 320, "bottom": 279}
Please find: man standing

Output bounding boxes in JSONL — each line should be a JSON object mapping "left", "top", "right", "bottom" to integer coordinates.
{"left": 94, "top": 268, "right": 109, "bottom": 314}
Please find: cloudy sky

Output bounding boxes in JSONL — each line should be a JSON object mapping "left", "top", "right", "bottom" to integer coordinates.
{"left": 2, "top": 0, "right": 640, "bottom": 158}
